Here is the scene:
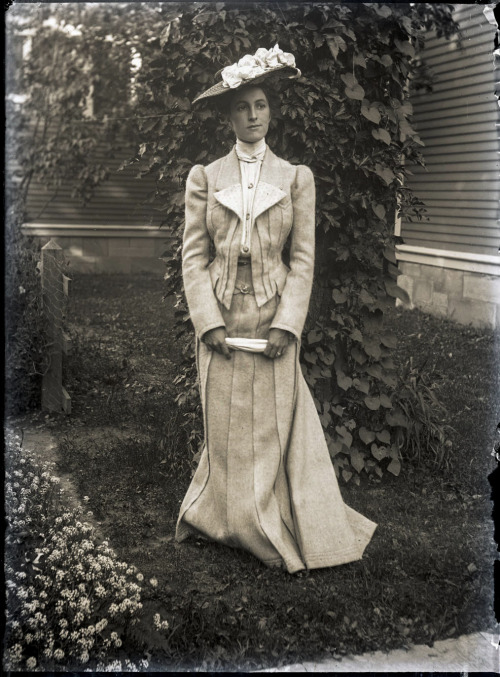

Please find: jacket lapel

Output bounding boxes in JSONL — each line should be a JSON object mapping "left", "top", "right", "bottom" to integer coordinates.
{"left": 253, "top": 148, "right": 287, "bottom": 220}
{"left": 214, "top": 149, "right": 243, "bottom": 223}
{"left": 213, "top": 146, "right": 287, "bottom": 222}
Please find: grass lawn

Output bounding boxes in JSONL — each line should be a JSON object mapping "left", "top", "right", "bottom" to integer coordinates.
{"left": 26, "top": 272, "right": 498, "bottom": 670}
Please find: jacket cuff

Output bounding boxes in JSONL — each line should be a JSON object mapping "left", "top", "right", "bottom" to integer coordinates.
{"left": 269, "top": 322, "right": 301, "bottom": 341}
{"left": 199, "top": 322, "right": 226, "bottom": 342}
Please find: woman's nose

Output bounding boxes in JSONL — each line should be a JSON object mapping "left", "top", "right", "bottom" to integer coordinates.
{"left": 248, "top": 107, "right": 257, "bottom": 120}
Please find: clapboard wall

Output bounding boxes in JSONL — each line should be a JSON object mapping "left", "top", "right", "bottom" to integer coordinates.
{"left": 19, "top": 133, "right": 169, "bottom": 274}
{"left": 397, "top": 3, "right": 500, "bottom": 328}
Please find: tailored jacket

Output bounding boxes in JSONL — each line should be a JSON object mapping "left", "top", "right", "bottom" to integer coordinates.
{"left": 182, "top": 146, "right": 316, "bottom": 341}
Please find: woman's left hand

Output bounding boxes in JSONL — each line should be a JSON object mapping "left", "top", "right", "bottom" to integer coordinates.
{"left": 264, "top": 328, "right": 293, "bottom": 359}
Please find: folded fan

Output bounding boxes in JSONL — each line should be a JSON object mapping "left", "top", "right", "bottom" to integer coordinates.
{"left": 225, "top": 338, "right": 268, "bottom": 353}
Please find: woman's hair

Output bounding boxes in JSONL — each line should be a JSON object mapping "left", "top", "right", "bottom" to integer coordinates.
{"left": 215, "top": 82, "right": 279, "bottom": 117}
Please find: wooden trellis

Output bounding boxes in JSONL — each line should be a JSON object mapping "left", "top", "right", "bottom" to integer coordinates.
{"left": 41, "top": 239, "right": 72, "bottom": 414}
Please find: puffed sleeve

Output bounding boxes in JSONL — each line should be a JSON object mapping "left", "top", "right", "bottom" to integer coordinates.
{"left": 182, "top": 164, "right": 226, "bottom": 339}
{"left": 270, "top": 165, "right": 315, "bottom": 340}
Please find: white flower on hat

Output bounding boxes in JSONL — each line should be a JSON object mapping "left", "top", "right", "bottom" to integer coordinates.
{"left": 221, "top": 44, "right": 298, "bottom": 89}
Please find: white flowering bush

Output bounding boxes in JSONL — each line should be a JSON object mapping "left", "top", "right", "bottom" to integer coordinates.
{"left": 4, "top": 432, "right": 151, "bottom": 671}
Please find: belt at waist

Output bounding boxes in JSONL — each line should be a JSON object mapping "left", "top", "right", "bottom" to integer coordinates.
{"left": 237, "top": 257, "right": 251, "bottom": 266}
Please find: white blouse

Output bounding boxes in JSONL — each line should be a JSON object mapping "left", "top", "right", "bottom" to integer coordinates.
{"left": 235, "top": 137, "right": 266, "bottom": 257}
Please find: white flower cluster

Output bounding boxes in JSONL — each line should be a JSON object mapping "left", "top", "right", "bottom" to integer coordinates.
{"left": 221, "top": 44, "right": 298, "bottom": 89}
{"left": 4, "top": 432, "right": 150, "bottom": 672}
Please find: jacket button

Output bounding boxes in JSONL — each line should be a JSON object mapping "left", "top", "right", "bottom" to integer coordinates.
{"left": 242, "top": 245, "right": 249, "bottom": 253}
{"left": 246, "top": 213, "right": 250, "bottom": 220}
{"left": 248, "top": 183, "right": 254, "bottom": 189}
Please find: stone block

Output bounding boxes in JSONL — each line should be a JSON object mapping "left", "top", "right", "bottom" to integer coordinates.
{"left": 431, "top": 291, "right": 449, "bottom": 317}
{"left": 448, "top": 298, "right": 496, "bottom": 328}
{"left": 463, "top": 274, "right": 500, "bottom": 303}
{"left": 443, "top": 269, "right": 464, "bottom": 298}
{"left": 424, "top": 265, "right": 445, "bottom": 283}
{"left": 108, "top": 238, "right": 131, "bottom": 257}
{"left": 414, "top": 279, "right": 433, "bottom": 304}
{"left": 83, "top": 238, "right": 109, "bottom": 257}
{"left": 128, "top": 238, "right": 155, "bottom": 257}
{"left": 399, "top": 261, "right": 422, "bottom": 278}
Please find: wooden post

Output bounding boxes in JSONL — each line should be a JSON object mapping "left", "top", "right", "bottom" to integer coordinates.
{"left": 41, "top": 239, "right": 71, "bottom": 413}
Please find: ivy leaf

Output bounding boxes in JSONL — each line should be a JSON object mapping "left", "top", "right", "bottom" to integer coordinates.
{"left": 372, "top": 128, "right": 391, "bottom": 145}
{"left": 353, "top": 377, "right": 370, "bottom": 394}
{"left": 375, "top": 164, "right": 396, "bottom": 185}
{"left": 386, "top": 408, "right": 409, "bottom": 428}
{"left": 380, "top": 332, "right": 397, "bottom": 349}
{"left": 350, "top": 449, "right": 365, "bottom": 473}
{"left": 359, "top": 427, "right": 376, "bottom": 444}
{"left": 359, "top": 289, "right": 376, "bottom": 306}
{"left": 351, "top": 346, "right": 366, "bottom": 364}
{"left": 335, "top": 425, "right": 353, "bottom": 448}
{"left": 342, "top": 469, "right": 353, "bottom": 483}
{"left": 345, "top": 82, "right": 365, "bottom": 101}
{"left": 350, "top": 328, "right": 363, "bottom": 343}
{"left": 332, "top": 289, "right": 348, "bottom": 304}
{"left": 326, "top": 35, "right": 347, "bottom": 61}
{"left": 364, "top": 395, "right": 381, "bottom": 411}
{"left": 374, "top": 4, "right": 392, "bottom": 18}
{"left": 371, "top": 203, "right": 386, "bottom": 220}
{"left": 329, "top": 439, "right": 344, "bottom": 457}
{"left": 394, "top": 38, "right": 415, "bottom": 58}
{"left": 385, "top": 280, "right": 410, "bottom": 304}
{"left": 387, "top": 458, "right": 401, "bottom": 476}
{"left": 308, "top": 329, "right": 323, "bottom": 344}
{"left": 376, "top": 429, "right": 391, "bottom": 444}
{"left": 379, "top": 393, "right": 393, "bottom": 409}
{"left": 371, "top": 443, "right": 388, "bottom": 461}
{"left": 336, "top": 370, "right": 353, "bottom": 391}
{"left": 364, "top": 340, "right": 381, "bottom": 360}
{"left": 353, "top": 52, "right": 367, "bottom": 68}
{"left": 366, "top": 363, "right": 383, "bottom": 379}
{"left": 361, "top": 102, "right": 381, "bottom": 124}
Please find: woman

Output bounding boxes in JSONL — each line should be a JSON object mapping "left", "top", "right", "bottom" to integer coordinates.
{"left": 176, "top": 45, "right": 377, "bottom": 573}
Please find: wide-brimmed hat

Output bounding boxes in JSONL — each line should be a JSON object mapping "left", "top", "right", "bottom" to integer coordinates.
{"left": 192, "top": 44, "right": 301, "bottom": 104}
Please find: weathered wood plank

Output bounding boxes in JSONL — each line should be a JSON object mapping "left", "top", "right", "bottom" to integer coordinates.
{"left": 62, "top": 331, "right": 72, "bottom": 356}
{"left": 62, "top": 387, "right": 71, "bottom": 415}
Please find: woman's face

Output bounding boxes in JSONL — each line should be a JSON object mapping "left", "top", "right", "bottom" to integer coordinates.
{"left": 228, "top": 86, "right": 271, "bottom": 143}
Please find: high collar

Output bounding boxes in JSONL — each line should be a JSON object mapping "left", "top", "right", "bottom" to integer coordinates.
{"left": 235, "top": 137, "right": 267, "bottom": 161}
{"left": 215, "top": 145, "right": 284, "bottom": 191}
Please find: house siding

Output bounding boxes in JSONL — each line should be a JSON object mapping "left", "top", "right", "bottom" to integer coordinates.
{"left": 397, "top": 3, "right": 500, "bottom": 328}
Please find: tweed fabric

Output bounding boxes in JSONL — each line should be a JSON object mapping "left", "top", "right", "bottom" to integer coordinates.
{"left": 182, "top": 148, "right": 315, "bottom": 339}
{"left": 176, "top": 267, "right": 378, "bottom": 572}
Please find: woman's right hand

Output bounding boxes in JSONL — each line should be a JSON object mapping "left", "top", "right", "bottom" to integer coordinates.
{"left": 203, "top": 327, "right": 231, "bottom": 359}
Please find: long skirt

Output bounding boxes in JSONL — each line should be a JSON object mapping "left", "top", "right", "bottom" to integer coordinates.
{"left": 175, "top": 266, "right": 377, "bottom": 573}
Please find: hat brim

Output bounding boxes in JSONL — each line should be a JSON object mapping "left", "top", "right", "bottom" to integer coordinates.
{"left": 192, "top": 65, "right": 301, "bottom": 104}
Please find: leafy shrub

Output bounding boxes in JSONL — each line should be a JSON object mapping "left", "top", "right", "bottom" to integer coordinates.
{"left": 5, "top": 201, "right": 49, "bottom": 414}
{"left": 4, "top": 431, "right": 161, "bottom": 672}
{"left": 391, "top": 357, "right": 454, "bottom": 470}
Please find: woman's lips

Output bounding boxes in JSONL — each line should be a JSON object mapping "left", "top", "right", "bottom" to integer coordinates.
{"left": 248, "top": 125, "right": 261, "bottom": 129}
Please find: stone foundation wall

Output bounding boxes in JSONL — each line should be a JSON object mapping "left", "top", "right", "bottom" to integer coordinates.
{"left": 397, "top": 261, "right": 500, "bottom": 329}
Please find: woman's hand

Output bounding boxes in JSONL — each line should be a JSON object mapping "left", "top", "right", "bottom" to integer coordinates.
{"left": 264, "top": 328, "right": 293, "bottom": 359}
{"left": 203, "top": 326, "right": 231, "bottom": 359}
